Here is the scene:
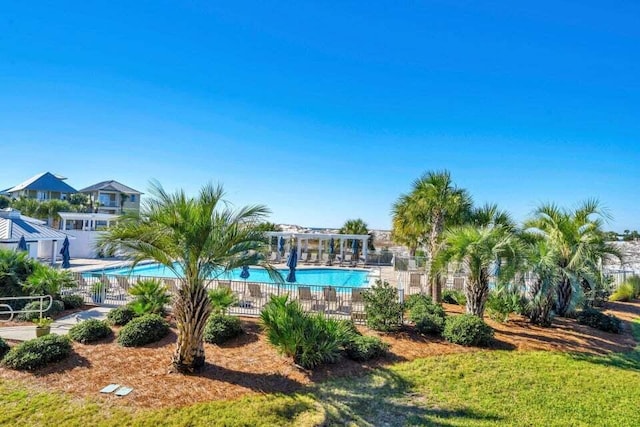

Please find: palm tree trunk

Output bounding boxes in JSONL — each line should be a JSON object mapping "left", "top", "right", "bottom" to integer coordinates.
{"left": 555, "top": 275, "right": 572, "bottom": 317}
{"left": 429, "top": 213, "right": 444, "bottom": 302}
{"left": 465, "top": 272, "right": 489, "bottom": 317}
{"left": 528, "top": 278, "right": 554, "bottom": 326}
{"left": 170, "top": 280, "right": 211, "bottom": 373}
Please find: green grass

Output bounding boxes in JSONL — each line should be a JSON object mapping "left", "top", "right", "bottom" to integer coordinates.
{"left": 1, "top": 320, "right": 640, "bottom": 426}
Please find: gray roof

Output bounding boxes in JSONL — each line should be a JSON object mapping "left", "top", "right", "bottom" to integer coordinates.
{"left": 0, "top": 209, "right": 71, "bottom": 242}
{"left": 78, "top": 180, "right": 142, "bottom": 194}
{"left": 5, "top": 172, "right": 77, "bottom": 194}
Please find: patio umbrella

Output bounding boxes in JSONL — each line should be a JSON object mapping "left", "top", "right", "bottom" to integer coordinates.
{"left": 240, "top": 265, "right": 250, "bottom": 279}
{"left": 352, "top": 239, "right": 359, "bottom": 259}
{"left": 286, "top": 246, "right": 298, "bottom": 283}
{"left": 17, "top": 236, "right": 28, "bottom": 252}
{"left": 329, "top": 238, "right": 335, "bottom": 255}
{"left": 278, "top": 236, "right": 285, "bottom": 255}
{"left": 60, "top": 237, "right": 71, "bottom": 269}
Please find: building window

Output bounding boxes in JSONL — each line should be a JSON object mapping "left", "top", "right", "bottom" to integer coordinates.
{"left": 130, "top": 195, "right": 136, "bottom": 202}
{"left": 36, "top": 191, "right": 47, "bottom": 201}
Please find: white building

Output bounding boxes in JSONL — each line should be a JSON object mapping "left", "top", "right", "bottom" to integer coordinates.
{"left": 0, "top": 208, "right": 73, "bottom": 263}
{"left": 58, "top": 212, "right": 119, "bottom": 258}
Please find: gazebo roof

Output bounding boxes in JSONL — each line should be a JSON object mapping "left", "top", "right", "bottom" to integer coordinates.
{"left": 265, "top": 231, "right": 369, "bottom": 240}
{"left": 58, "top": 212, "right": 120, "bottom": 222}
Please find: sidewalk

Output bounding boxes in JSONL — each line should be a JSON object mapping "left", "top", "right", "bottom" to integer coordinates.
{"left": 0, "top": 307, "right": 111, "bottom": 342}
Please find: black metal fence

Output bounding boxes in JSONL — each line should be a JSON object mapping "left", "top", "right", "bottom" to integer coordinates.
{"left": 64, "top": 272, "right": 404, "bottom": 324}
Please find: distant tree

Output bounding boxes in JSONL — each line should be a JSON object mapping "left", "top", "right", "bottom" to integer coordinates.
{"left": 38, "top": 200, "right": 71, "bottom": 227}
{"left": 623, "top": 230, "right": 640, "bottom": 241}
{"left": 255, "top": 222, "right": 282, "bottom": 232}
{"left": 68, "top": 193, "right": 90, "bottom": 212}
{"left": 603, "top": 231, "right": 620, "bottom": 241}
{"left": 339, "top": 218, "right": 375, "bottom": 252}
{"left": 10, "top": 197, "right": 40, "bottom": 217}
{"left": 0, "top": 196, "right": 10, "bottom": 209}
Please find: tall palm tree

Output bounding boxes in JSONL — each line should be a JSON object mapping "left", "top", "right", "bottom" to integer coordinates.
{"left": 98, "top": 181, "right": 280, "bottom": 373}
{"left": 434, "top": 225, "right": 519, "bottom": 317}
{"left": 394, "top": 170, "right": 472, "bottom": 301}
{"left": 525, "top": 200, "right": 622, "bottom": 317}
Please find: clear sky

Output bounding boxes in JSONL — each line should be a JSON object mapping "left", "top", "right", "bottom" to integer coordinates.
{"left": 1, "top": 1, "right": 639, "bottom": 231}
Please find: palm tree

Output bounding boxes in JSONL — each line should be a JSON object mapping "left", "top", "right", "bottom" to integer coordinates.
{"left": 525, "top": 200, "right": 622, "bottom": 317}
{"left": 522, "top": 237, "right": 560, "bottom": 326}
{"left": 392, "top": 170, "right": 472, "bottom": 301}
{"left": 391, "top": 194, "right": 423, "bottom": 256}
{"left": 98, "top": 181, "right": 280, "bottom": 373}
{"left": 339, "top": 218, "right": 375, "bottom": 252}
{"left": 470, "top": 203, "right": 516, "bottom": 230}
{"left": 434, "top": 225, "right": 519, "bottom": 317}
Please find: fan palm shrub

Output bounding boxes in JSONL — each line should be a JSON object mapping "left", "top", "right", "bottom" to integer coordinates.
{"left": 525, "top": 200, "right": 622, "bottom": 317}
{"left": 99, "top": 181, "right": 280, "bottom": 373}
{"left": 23, "top": 264, "right": 76, "bottom": 298}
{"left": 128, "top": 278, "right": 171, "bottom": 315}
{"left": 434, "top": 225, "right": 520, "bottom": 317}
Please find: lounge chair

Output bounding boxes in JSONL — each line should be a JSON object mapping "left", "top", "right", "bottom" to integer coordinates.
{"left": 341, "top": 253, "right": 353, "bottom": 267}
{"left": 305, "top": 252, "right": 318, "bottom": 265}
{"left": 409, "top": 272, "right": 423, "bottom": 294}
{"left": 350, "top": 289, "right": 366, "bottom": 323}
{"left": 321, "top": 253, "right": 330, "bottom": 266}
{"left": 298, "top": 286, "right": 318, "bottom": 311}
{"left": 323, "top": 286, "right": 339, "bottom": 312}
{"left": 300, "top": 252, "right": 309, "bottom": 263}
{"left": 247, "top": 283, "right": 268, "bottom": 308}
{"left": 268, "top": 252, "right": 278, "bottom": 263}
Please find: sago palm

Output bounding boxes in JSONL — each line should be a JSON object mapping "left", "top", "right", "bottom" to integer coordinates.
{"left": 434, "top": 225, "right": 519, "bottom": 317}
{"left": 99, "top": 181, "right": 279, "bottom": 373}
{"left": 525, "top": 200, "right": 621, "bottom": 317}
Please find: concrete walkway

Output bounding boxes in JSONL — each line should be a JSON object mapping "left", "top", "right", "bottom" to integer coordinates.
{"left": 0, "top": 307, "right": 111, "bottom": 342}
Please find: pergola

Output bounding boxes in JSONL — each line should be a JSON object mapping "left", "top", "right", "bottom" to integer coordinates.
{"left": 264, "top": 231, "right": 370, "bottom": 262}
{"left": 58, "top": 212, "right": 119, "bottom": 231}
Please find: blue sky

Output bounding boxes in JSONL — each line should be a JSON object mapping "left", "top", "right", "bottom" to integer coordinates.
{"left": 1, "top": 1, "right": 639, "bottom": 231}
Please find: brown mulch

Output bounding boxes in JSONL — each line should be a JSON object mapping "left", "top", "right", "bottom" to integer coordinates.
{"left": 0, "top": 301, "right": 637, "bottom": 409}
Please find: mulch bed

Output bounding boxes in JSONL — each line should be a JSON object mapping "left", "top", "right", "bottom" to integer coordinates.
{"left": 0, "top": 301, "right": 637, "bottom": 409}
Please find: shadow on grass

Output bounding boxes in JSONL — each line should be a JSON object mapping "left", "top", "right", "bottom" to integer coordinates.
{"left": 195, "top": 363, "right": 304, "bottom": 394}
{"left": 570, "top": 319, "right": 640, "bottom": 372}
{"left": 311, "top": 367, "right": 502, "bottom": 427}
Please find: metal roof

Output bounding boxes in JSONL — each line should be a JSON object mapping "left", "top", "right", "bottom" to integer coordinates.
{"left": 78, "top": 180, "right": 142, "bottom": 194}
{"left": 5, "top": 172, "right": 77, "bottom": 194}
{"left": 0, "top": 209, "right": 72, "bottom": 242}
{"left": 58, "top": 212, "right": 119, "bottom": 221}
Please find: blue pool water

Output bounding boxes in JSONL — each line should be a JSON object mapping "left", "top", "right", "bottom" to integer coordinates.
{"left": 90, "top": 263, "right": 370, "bottom": 287}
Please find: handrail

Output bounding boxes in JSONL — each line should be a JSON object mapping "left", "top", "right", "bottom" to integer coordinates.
{"left": 0, "top": 295, "right": 54, "bottom": 322}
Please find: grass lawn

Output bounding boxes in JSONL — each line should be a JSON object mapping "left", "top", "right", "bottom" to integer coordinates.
{"left": 1, "top": 320, "right": 639, "bottom": 426}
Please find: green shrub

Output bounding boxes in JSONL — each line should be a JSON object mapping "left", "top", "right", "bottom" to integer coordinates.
{"left": 1, "top": 334, "right": 72, "bottom": 370}
{"left": 61, "top": 295, "right": 84, "bottom": 310}
{"left": 344, "top": 335, "right": 388, "bottom": 361}
{"left": 208, "top": 287, "right": 238, "bottom": 315}
{"left": 442, "top": 289, "right": 466, "bottom": 305}
{"left": 204, "top": 314, "right": 243, "bottom": 344}
{"left": 117, "top": 314, "right": 170, "bottom": 347}
{"left": 486, "top": 288, "right": 525, "bottom": 323}
{"left": 22, "top": 264, "right": 76, "bottom": 298}
{"left": 609, "top": 283, "right": 635, "bottom": 302}
{"left": 626, "top": 276, "right": 640, "bottom": 298}
{"left": 18, "top": 299, "right": 65, "bottom": 321}
{"left": 0, "top": 249, "right": 37, "bottom": 300}
{"left": 0, "top": 337, "right": 9, "bottom": 360}
{"left": 362, "top": 280, "right": 403, "bottom": 332}
{"left": 407, "top": 295, "right": 446, "bottom": 335}
{"left": 107, "top": 305, "right": 138, "bottom": 326}
{"left": 260, "top": 295, "right": 356, "bottom": 369}
{"left": 443, "top": 314, "right": 494, "bottom": 346}
{"left": 68, "top": 319, "right": 112, "bottom": 344}
{"left": 577, "top": 308, "right": 622, "bottom": 334}
{"left": 128, "top": 279, "right": 171, "bottom": 316}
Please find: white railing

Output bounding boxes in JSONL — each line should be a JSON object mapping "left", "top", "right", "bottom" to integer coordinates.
{"left": 0, "top": 295, "right": 53, "bottom": 322}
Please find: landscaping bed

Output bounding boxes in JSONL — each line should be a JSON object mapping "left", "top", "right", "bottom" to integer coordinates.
{"left": 0, "top": 300, "right": 637, "bottom": 410}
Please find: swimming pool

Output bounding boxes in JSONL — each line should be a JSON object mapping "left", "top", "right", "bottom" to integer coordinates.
{"left": 90, "top": 263, "right": 370, "bottom": 287}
